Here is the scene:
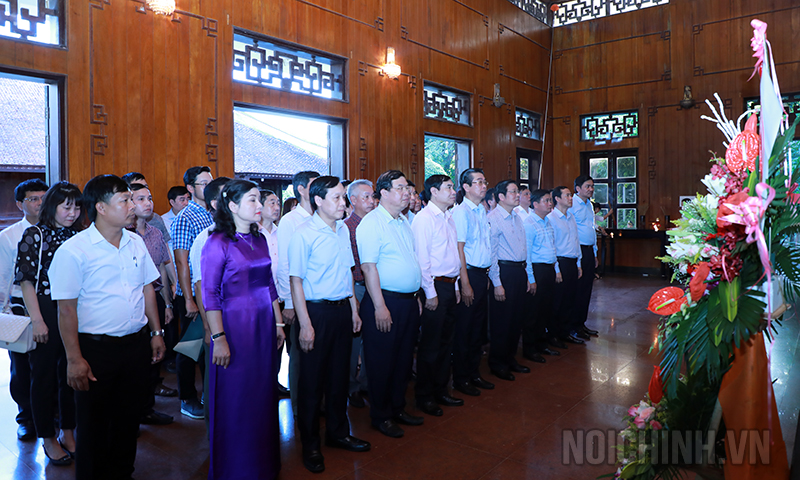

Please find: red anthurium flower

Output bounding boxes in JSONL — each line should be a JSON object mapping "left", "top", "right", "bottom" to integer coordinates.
{"left": 648, "top": 366, "right": 664, "bottom": 404}
{"left": 724, "top": 115, "right": 760, "bottom": 174}
{"left": 716, "top": 190, "right": 750, "bottom": 229}
{"left": 647, "top": 287, "right": 686, "bottom": 315}
{"left": 689, "top": 262, "right": 710, "bottom": 302}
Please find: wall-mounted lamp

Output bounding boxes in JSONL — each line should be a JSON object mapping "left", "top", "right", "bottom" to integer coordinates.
{"left": 382, "top": 47, "right": 401, "bottom": 79}
{"left": 679, "top": 85, "right": 695, "bottom": 109}
{"left": 147, "top": 0, "right": 176, "bottom": 15}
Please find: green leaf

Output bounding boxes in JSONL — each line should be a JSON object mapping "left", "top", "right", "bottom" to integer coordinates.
{"left": 719, "top": 279, "right": 739, "bottom": 322}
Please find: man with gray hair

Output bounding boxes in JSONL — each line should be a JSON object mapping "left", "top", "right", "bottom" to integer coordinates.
{"left": 343, "top": 179, "right": 374, "bottom": 408}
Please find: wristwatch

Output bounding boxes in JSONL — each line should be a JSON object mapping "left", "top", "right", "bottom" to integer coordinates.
{"left": 150, "top": 329, "right": 165, "bottom": 338}
{"left": 165, "top": 304, "right": 173, "bottom": 309}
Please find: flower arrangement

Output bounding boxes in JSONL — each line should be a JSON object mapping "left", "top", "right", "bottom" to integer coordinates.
{"left": 607, "top": 19, "right": 800, "bottom": 480}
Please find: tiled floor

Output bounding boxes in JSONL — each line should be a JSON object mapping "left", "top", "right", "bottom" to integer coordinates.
{"left": 1, "top": 274, "right": 798, "bottom": 479}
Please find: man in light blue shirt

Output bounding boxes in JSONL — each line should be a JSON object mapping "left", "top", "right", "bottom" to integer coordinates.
{"left": 569, "top": 175, "right": 600, "bottom": 340}
{"left": 451, "top": 168, "right": 495, "bottom": 396}
{"left": 548, "top": 186, "right": 585, "bottom": 346}
{"left": 356, "top": 170, "right": 424, "bottom": 439}
{"left": 522, "top": 189, "right": 563, "bottom": 363}
{"left": 289, "top": 176, "right": 370, "bottom": 473}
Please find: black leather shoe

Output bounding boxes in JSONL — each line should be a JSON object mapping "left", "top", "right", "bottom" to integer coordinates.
{"left": 471, "top": 377, "right": 495, "bottom": 390}
{"left": 541, "top": 347, "right": 561, "bottom": 356}
{"left": 348, "top": 392, "right": 366, "bottom": 408}
{"left": 523, "top": 352, "right": 546, "bottom": 363}
{"left": 303, "top": 450, "right": 325, "bottom": 473}
{"left": 435, "top": 394, "right": 464, "bottom": 407}
{"left": 154, "top": 384, "right": 178, "bottom": 397}
{"left": 575, "top": 330, "right": 591, "bottom": 340}
{"left": 394, "top": 410, "right": 424, "bottom": 426}
{"left": 17, "top": 422, "right": 35, "bottom": 441}
{"left": 325, "top": 435, "right": 371, "bottom": 452}
{"left": 509, "top": 363, "right": 531, "bottom": 373}
{"left": 277, "top": 383, "right": 290, "bottom": 397}
{"left": 548, "top": 337, "right": 568, "bottom": 349}
{"left": 491, "top": 369, "right": 515, "bottom": 381}
{"left": 43, "top": 444, "right": 72, "bottom": 466}
{"left": 141, "top": 410, "right": 174, "bottom": 425}
{"left": 454, "top": 381, "right": 481, "bottom": 397}
{"left": 562, "top": 334, "right": 586, "bottom": 345}
{"left": 582, "top": 326, "right": 599, "bottom": 337}
{"left": 373, "top": 419, "right": 404, "bottom": 438}
{"left": 416, "top": 400, "right": 443, "bottom": 416}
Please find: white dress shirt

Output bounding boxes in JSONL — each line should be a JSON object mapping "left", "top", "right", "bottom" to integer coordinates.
{"left": 356, "top": 204, "right": 421, "bottom": 294}
{"left": 0, "top": 218, "right": 31, "bottom": 311}
{"left": 411, "top": 202, "right": 460, "bottom": 299}
{"left": 276, "top": 206, "right": 312, "bottom": 309}
{"left": 570, "top": 195, "right": 598, "bottom": 251}
{"left": 288, "top": 213, "right": 354, "bottom": 301}
{"left": 513, "top": 205, "right": 531, "bottom": 223}
{"left": 189, "top": 225, "right": 212, "bottom": 285}
{"left": 548, "top": 208, "right": 582, "bottom": 261}
{"left": 50, "top": 224, "right": 160, "bottom": 336}
{"left": 452, "top": 198, "right": 491, "bottom": 269}
{"left": 259, "top": 222, "right": 279, "bottom": 287}
{"left": 487, "top": 206, "right": 527, "bottom": 286}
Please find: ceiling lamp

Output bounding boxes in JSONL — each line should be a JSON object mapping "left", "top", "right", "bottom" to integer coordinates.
{"left": 148, "top": 0, "right": 176, "bottom": 15}
{"left": 382, "top": 47, "right": 401, "bottom": 79}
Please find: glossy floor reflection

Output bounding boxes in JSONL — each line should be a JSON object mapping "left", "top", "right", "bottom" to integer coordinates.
{"left": 1, "top": 274, "right": 798, "bottom": 479}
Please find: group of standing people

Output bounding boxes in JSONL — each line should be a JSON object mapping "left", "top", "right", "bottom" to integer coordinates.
{"left": 0, "top": 165, "right": 602, "bottom": 480}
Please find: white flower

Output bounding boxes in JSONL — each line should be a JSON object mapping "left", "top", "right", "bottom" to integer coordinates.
{"left": 701, "top": 174, "right": 726, "bottom": 197}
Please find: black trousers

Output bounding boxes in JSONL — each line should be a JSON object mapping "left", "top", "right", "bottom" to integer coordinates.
{"left": 174, "top": 294, "right": 205, "bottom": 401}
{"left": 361, "top": 291, "right": 420, "bottom": 424}
{"left": 573, "top": 245, "right": 596, "bottom": 331}
{"left": 553, "top": 257, "right": 579, "bottom": 337}
{"left": 75, "top": 329, "right": 150, "bottom": 480}
{"left": 522, "top": 263, "right": 557, "bottom": 355}
{"left": 488, "top": 264, "right": 527, "bottom": 372}
{"left": 29, "top": 295, "right": 75, "bottom": 438}
{"left": 415, "top": 281, "right": 458, "bottom": 402}
{"left": 8, "top": 297, "right": 32, "bottom": 425}
{"left": 297, "top": 302, "right": 353, "bottom": 453}
{"left": 453, "top": 268, "right": 488, "bottom": 384}
{"left": 143, "top": 293, "right": 167, "bottom": 415}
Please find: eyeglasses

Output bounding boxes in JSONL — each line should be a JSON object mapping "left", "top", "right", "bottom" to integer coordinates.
{"left": 391, "top": 185, "right": 413, "bottom": 193}
{"left": 471, "top": 180, "right": 489, "bottom": 186}
{"left": 23, "top": 195, "right": 45, "bottom": 203}
{"left": 193, "top": 181, "right": 210, "bottom": 187}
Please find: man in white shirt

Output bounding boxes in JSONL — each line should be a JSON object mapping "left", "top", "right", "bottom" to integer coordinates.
{"left": 411, "top": 175, "right": 463, "bottom": 417}
{"left": 289, "top": 176, "right": 370, "bottom": 473}
{"left": 161, "top": 185, "right": 191, "bottom": 234}
{"left": 0, "top": 178, "right": 48, "bottom": 441}
{"left": 276, "top": 170, "right": 319, "bottom": 413}
{"left": 357, "top": 170, "right": 424, "bottom": 438}
{"left": 513, "top": 185, "right": 532, "bottom": 222}
{"left": 50, "top": 175, "right": 165, "bottom": 480}
{"left": 569, "top": 175, "right": 600, "bottom": 340}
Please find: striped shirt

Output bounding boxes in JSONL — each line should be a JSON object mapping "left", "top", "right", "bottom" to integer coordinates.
{"left": 487, "top": 206, "right": 526, "bottom": 286}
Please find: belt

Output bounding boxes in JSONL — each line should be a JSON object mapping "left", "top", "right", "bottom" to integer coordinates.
{"left": 557, "top": 256, "right": 578, "bottom": 263}
{"left": 354, "top": 280, "right": 365, "bottom": 286}
{"left": 80, "top": 326, "right": 148, "bottom": 344}
{"left": 497, "top": 260, "right": 526, "bottom": 267}
{"left": 433, "top": 276, "right": 458, "bottom": 284}
{"left": 381, "top": 289, "right": 419, "bottom": 300}
{"left": 466, "top": 265, "right": 490, "bottom": 272}
{"left": 307, "top": 298, "right": 350, "bottom": 306}
{"left": 531, "top": 262, "right": 556, "bottom": 267}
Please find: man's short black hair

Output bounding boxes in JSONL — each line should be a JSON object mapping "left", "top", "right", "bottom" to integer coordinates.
{"left": 375, "top": 170, "right": 406, "bottom": 200}
{"left": 14, "top": 178, "right": 49, "bottom": 202}
{"left": 83, "top": 175, "right": 130, "bottom": 223}
{"left": 203, "top": 177, "right": 231, "bottom": 213}
{"left": 494, "top": 180, "right": 518, "bottom": 199}
{"left": 183, "top": 166, "right": 212, "bottom": 187}
{"left": 309, "top": 176, "right": 342, "bottom": 213}
{"left": 552, "top": 186, "right": 569, "bottom": 200}
{"left": 574, "top": 174, "right": 594, "bottom": 190}
{"left": 459, "top": 168, "right": 484, "bottom": 189}
{"left": 167, "top": 186, "right": 190, "bottom": 202}
{"left": 485, "top": 188, "right": 496, "bottom": 203}
{"left": 530, "top": 188, "right": 551, "bottom": 205}
{"left": 422, "top": 175, "right": 451, "bottom": 202}
{"left": 121, "top": 172, "right": 146, "bottom": 185}
{"left": 292, "top": 171, "right": 321, "bottom": 192}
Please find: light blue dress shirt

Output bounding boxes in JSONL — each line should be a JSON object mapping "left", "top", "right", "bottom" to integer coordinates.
{"left": 547, "top": 208, "right": 582, "bottom": 262}
{"left": 288, "top": 213, "right": 355, "bottom": 301}
{"left": 524, "top": 213, "right": 560, "bottom": 283}
{"left": 570, "top": 195, "right": 597, "bottom": 250}
{"left": 452, "top": 198, "right": 491, "bottom": 269}
{"left": 356, "top": 204, "right": 422, "bottom": 294}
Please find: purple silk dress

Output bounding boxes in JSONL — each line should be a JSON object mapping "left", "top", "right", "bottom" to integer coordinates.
{"left": 201, "top": 231, "right": 280, "bottom": 480}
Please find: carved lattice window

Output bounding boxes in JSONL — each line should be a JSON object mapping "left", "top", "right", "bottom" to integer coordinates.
{"left": 580, "top": 110, "right": 639, "bottom": 142}
{"left": 515, "top": 108, "right": 541, "bottom": 140}
{"left": 423, "top": 83, "right": 470, "bottom": 126}
{"left": 552, "top": 0, "right": 670, "bottom": 27}
{"left": 506, "top": 0, "right": 550, "bottom": 25}
{"left": 232, "top": 29, "right": 346, "bottom": 101}
{"left": 0, "top": 0, "right": 62, "bottom": 46}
